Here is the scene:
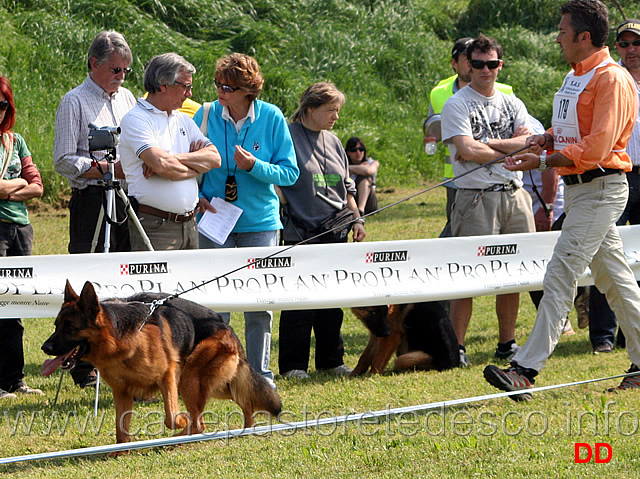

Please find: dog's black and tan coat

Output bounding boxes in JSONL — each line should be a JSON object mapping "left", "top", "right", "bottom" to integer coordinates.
{"left": 42, "top": 281, "right": 281, "bottom": 449}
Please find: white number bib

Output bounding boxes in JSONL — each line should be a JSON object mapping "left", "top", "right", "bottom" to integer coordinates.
{"left": 553, "top": 59, "right": 612, "bottom": 150}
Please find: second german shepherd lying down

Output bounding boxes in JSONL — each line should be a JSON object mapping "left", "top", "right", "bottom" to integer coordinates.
{"left": 42, "top": 281, "right": 282, "bottom": 446}
{"left": 350, "top": 301, "right": 459, "bottom": 376}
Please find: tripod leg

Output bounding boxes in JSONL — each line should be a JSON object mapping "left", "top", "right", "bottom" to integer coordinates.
{"left": 115, "top": 187, "right": 154, "bottom": 252}
{"left": 90, "top": 205, "right": 106, "bottom": 254}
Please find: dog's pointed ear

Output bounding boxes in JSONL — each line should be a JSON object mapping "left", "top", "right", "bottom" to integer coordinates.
{"left": 77, "top": 281, "right": 101, "bottom": 317}
{"left": 64, "top": 280, "right": 79, "bottom": 303}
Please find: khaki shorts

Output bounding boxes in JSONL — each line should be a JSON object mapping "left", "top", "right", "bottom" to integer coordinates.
{"left": 451, "top": 187, "right": 535, "bottom": 237}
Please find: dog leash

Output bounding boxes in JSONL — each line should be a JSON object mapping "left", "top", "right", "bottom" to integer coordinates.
{"left": 136, "top": 145, "right": 529, "bottom": 323}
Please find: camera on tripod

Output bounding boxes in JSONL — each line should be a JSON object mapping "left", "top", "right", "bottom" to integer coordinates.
{"left": 88, "top": 123, "right": 120, "bottom": 152}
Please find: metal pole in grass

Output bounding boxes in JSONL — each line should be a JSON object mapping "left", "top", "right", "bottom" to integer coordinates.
{"left": 1, "top": 371, "right": 635, "bottom": 465}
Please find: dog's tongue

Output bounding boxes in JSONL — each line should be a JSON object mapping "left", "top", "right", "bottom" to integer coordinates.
{"left": 42, "top": 349, "right": 76, "bottom": 376}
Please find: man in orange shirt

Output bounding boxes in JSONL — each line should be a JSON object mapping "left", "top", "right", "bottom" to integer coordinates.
{"left": 484, "top": 0, "right": 640, "bottom": 400}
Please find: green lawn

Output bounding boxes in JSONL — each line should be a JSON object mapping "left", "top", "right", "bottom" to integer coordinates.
{"left": 2, "top": 188, "right": 639, "bottom": 477}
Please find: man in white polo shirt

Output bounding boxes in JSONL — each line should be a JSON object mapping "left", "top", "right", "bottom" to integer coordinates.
{"left": 120, "top": 53, "right": 220, "bottom": 250}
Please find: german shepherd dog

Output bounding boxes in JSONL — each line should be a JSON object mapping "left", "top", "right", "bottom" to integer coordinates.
{"left": 350, "top": 301, "right": 459, "bottom": 376}
{"left": 42, "top": 281, "right": 282, "bottom": 448}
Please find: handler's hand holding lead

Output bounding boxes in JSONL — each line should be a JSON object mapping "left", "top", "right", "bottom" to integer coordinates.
{"left": 525, "top": 134, "right": 545, "bottom": 154}
{"left": 503, "top": 152, "right": 540, "bottom": 171}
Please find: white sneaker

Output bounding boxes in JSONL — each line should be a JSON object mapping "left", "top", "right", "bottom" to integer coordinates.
{"left": 13, "top": 385, "right": 44, "bottom": 395}
{"left": 0, "top": 388, "right": 17, "bottom": 399}
{"left": 459, "top": 349, "right": 470, "bottom": 368}
{"left": 326, "top": 364, "right": 352, "bottom": 376}
{"left": 282, "top": 369, "right": 310, "bottom": 379}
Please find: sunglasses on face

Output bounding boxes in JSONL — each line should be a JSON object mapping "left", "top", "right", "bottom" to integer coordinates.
{"left": 174, "top": 80, "right": 193, "bottom": 92}
{"left": 470, "top": 59, "right": 502, "bottom": 70}
{"left": 0, "top": 101, "right": 9, "bottom": 111}
{"left": 618, "top": 39, "right": 640, "bottom": 48}
{"left": 347, "top": 147, "right": 365, "bottom": 153}
{"left": 110, "top": 67, "right": 132, "bottom": 74}
{"left": 214, "top": 80, "right": 240, "bottom": 93}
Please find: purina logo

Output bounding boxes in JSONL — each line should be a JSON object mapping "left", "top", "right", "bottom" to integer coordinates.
{"left": 477, "top": 244, "right": 518, "bottom": 256}
{"left": 0, "top": 267, "right": 33, "bottom": 278}
{"left": 120, "top": 262, "right": 169, "bottom": 275}
{"left": 365, "top": 250, "right": 408, "bottom": 263}
{"left": 247, "top": 257, "right": 292, "bottom": 270}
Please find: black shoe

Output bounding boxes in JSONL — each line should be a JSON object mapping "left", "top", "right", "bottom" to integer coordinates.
{"left": 593, "top": 343, "right": 613, "bottom": 355}
{"left": 483, "top": 364, "right": 536, "bottom": 402}
{"left": 607, "top": 364, "right": 640, "bottom": 392}
{"left": 77, "top": 369, "right": 98, "bottom": 389}
{"left": 494, "top": 342, "right": 519, "bottom": 360}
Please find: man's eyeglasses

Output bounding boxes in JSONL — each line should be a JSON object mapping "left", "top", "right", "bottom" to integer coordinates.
{"left": 110, "top": 67, "right": 132, "bottom": 74}
{"left": 214, "top": 80, "right": 240, "bottom": 93}
{"left": 470, "top": 59, "right": 502, "bottom": 70}
{"left": 0, "top": 101, "right": 9, "bottom": 111}
{"left": 174, "top": 80, "right": 193, "bottom": 92}
{"left": 347, "top": 147, "right": 365, "bottom": 153}
{"left": 618, "top": 39, "right": 640, "bottom": 48}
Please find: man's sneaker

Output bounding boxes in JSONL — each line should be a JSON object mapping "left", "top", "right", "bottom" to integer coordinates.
{"left": 459, "top": 348, "right": 470, "bottom": 368}
{"left": 607, "top": 364, "right": 640, "bottom": 392}
{"left": 494, "top": 342, "right": 519, "bottom": 360}
{"left": 483, "top": 364, "right": 535, "bottom": 402}
{"left": 593, "top": 343, "right": 613, "bottom": 355}
{"left": 0, "top": 388, "right": 17, "bottom": 399}
{"left": 77, "top": 369, "right": 98, "bottom": 389}
{"left": 12, "top": 385, "right": 44, "bottom": 395}
{"left": 324, "top": 364, "right": 353, "bottom": 377}
{"left": 282, "top": 369, "right": 310, "bottom": 379}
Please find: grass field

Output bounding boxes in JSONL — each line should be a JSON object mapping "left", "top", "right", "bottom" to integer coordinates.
{"left": 1, "top": 188, "right": 640, "bottom": 477}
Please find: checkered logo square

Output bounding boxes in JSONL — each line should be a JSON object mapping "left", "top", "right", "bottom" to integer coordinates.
{"left": 478, "top": 246, "right": 486, "bottom": 256}
{"left": 365, "top": 252, "right": 374, "bottom": 263}
{"left": 120, "top": 264, "right": 129, "bottom": 275}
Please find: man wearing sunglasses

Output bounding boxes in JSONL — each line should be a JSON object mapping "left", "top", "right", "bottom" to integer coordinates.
{"left": 586, "top": 19, "right": 640, "bottom": 356}
{"left": 53, "top": 31, "right": 137, "bottom": 389}
{"left": 441, "top": 35, "right": 535, "bottom": 368}
{"left": 424, "top": 39, "right": 515, "bottom": 240}
{"left": 119, "top": 53, "right": 221, "bottom": 251}
{"left": 484, "top": 0, "right": 640, "bottom": 400}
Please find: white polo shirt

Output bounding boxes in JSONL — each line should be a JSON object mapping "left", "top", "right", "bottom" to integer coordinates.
{"left": 120, "top": 99, "right": 211, "bottom": 214}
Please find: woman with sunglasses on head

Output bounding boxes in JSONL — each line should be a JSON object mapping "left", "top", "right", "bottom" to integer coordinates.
{"left": 193, "top": 53, "right": 299, "bottom": 389}
{"left": 0, "top": 76, "right": 44, "bottom": 399}
{"left": 277, "top": 82, "right": 366, "bottom": 380}
{"left": 345, "top": 137, "right": 379, "bottom": 216}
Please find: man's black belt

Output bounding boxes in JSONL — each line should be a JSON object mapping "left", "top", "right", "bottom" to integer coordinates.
{"left": 631, "top": 166, "right": 640, "bottom": 175}
{"left": 563, "top": 168, "right": 622, "bottom": 185}
{"left": 137, "top": 204, "right": 196, "bottom": 223}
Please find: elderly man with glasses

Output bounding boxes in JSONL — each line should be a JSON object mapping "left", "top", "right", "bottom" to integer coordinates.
{"left": 53, "top": 31, "right": 137, "bottom": 388}
{"left": 119, "top": 53, "right": 220, "bottom": 251}
{"left": 440, "top": 34, "right": 535, "bottom": 367}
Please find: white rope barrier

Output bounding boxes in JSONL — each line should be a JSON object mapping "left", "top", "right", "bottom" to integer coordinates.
{"left": 0, "top": 371, "right": 633, "bottom": 465}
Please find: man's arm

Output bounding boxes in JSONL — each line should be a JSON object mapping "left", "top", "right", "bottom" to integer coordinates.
{"left": 451, "top": 134, "right": 527, "bottom": 164}
{"left": 139, "top": 142, "right": 220, "bottom": 180}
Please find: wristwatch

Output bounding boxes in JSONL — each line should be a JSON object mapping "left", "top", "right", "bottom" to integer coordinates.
{"left": 355, "top": 217, "right": 365, "bottom": 224}
{"left": 544, "top": 203, "right": 554, "bottom": 211}
{"left": 537, "top": 152, "right": 548, "bottom": 171}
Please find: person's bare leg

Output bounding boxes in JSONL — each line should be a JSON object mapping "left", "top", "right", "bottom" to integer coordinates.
{"left": 450, "top": 297, "right": 473, "bottom": 346}
{"left": 496, "top": 293, "right": 519, "bottom": 344}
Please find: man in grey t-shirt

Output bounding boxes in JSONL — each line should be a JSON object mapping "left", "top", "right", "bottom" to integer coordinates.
{"left": 441, "top": 35, "right": 535, "bottom": 367}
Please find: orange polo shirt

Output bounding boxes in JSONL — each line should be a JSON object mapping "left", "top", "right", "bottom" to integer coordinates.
{"left": 549, "top": 47, "right": 638, "bottom": 176}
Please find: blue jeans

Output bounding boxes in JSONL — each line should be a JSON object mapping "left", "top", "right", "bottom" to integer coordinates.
{"left": 199, "top": 230, "right": 278, "bottom": 381}
{"left": 588, "top": 170, "right": 640, "bottom": 348}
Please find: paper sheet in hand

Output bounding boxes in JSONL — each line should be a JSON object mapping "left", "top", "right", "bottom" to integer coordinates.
{"left": 197, "top": 197, "right": 243, "bottom": 245}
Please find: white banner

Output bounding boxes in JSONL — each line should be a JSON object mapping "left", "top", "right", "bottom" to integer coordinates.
{"left": 2, "top": 226, "right": 640, "bottom": 318}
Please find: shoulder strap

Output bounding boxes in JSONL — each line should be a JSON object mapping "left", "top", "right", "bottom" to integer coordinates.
{"left": 200, "top": 102, "right": 212, "bottom": 137}
{"left": 1, "top": 133, "right": 14, "bottom": 179}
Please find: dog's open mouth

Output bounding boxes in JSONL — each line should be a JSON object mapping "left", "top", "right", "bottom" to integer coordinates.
{"left": 42, "top": 344, "right": 87, "bottom": 376}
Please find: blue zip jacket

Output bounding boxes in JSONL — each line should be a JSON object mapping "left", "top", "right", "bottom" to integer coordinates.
{"left": 193, "top": 100, "right": 299, "bottom": 232}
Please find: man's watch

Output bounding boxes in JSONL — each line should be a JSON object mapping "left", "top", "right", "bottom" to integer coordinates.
{"left": 355, "top": 217, "right": 365, "bottom": 224}
{"left": 537, "top": 152, "right": 548, "bottom": 171}
{"left": 480, "top": 137, "right": 490, "bottom": 144}
{"left": 544, "top": 203, "right": 554, "bottom": 211}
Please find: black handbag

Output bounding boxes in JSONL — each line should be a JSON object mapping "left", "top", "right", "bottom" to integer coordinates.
{"left": 317, "top": 207, "right": 354, "bottom": 243}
